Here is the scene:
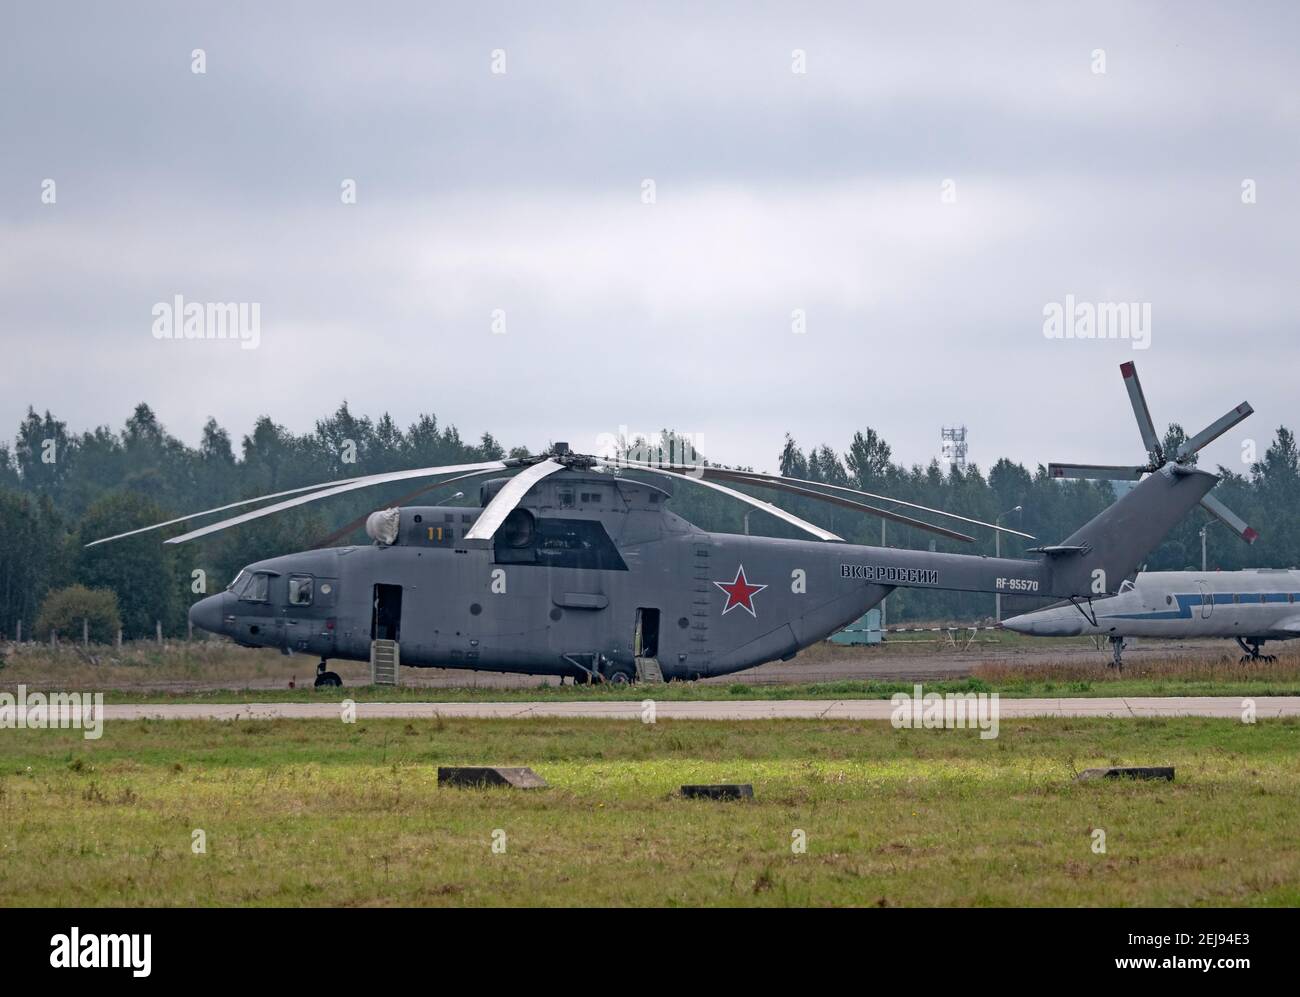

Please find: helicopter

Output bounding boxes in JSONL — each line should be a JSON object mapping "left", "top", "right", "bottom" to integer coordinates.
{"left": 89, "top": 363, "right": 1255, "bottom": 687}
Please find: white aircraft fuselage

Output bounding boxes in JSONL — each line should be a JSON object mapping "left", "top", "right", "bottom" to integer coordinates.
{"left": 1002, "top": 569, "right": 1300, "bottom": 645}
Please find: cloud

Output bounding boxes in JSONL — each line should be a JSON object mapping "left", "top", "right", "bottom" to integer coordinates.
{"left": 0, "top": 0, "right": 1296, "bottom": 479}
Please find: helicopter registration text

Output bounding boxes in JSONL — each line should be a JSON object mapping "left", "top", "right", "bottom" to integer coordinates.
{"left": 995, "top": 577, "right": 1040, "bottom": 592}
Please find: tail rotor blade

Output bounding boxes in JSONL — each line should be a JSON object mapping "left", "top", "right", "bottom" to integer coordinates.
{"left": 1120, "top": 361, "right": 1163, "bottom": 460}
{"left": 1176, "top": 402, "right": 1254, "bottom": 462}
{"left": 1048, "top": 463, "right": 1146, "bottom": 481}
{"left": 1200, "top": 493, "right": 1259, "bottom": 544}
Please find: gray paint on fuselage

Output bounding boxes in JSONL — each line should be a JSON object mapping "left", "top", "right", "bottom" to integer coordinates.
{"left": 190, "top": 465, "right": 1218, "bottom": 680}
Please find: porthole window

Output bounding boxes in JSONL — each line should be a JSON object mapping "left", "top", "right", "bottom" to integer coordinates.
{"left": 1166, "top": 595, "right": 1172, "bottom": 605}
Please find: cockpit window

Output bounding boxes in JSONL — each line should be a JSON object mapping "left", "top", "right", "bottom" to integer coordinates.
{"left": 235, "top": 571, "right": 269, "bottom": 602}
{"left": 228, "top": 569, "right": 249, "bottom": 593}
{"left": 1119, "top": 580, "right": 1135, "bottom": 593}
{"left": 288, "top": 575, "right": 313, "bottom": 606}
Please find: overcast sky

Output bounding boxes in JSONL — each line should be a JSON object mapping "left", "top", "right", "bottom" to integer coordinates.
{"left": 2, "top": 1, "right": 1297, "bottom": 478}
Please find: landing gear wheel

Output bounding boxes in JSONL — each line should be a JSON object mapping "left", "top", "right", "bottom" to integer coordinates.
{"left": 1108, "top": 636, "right": 1125, "bottom": 670}
{"left": 602, "top": 663, "right": 636, "bottom": 685}
{"left": 1236, "top": 637, "right": 1273, "bottom": 664}
{"left": 314, "top": 660, "right": 342, "bottom": 688}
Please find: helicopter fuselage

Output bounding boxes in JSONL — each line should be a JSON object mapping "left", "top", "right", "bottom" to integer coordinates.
{"left": 188, "top": 471, "right": 1050, "bottom": 680}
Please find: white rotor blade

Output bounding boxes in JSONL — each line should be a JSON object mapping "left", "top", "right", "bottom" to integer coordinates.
{"left": 1120, "top": 360, "right": 1163, "bottom": 458}
{"left": 1200, "top": 493, "right": 1258, "bottom": 544}
{"left": 84, "top": 475, "right": 369, "bottom": 547}
{"left": 464, "top": 460, "right": 566, "bottom": 541}
{"left": 160, "top": 461, "right": 507, "bottom": 545}
{"left": 708, "top": 468, "right": 976, "bottom": 542}
{"left": 1048, "top": 463, "right": 1146, "bottom": 481}
{"left": 1176, "top": 402, "right": 1253, "bottom": 462}
{"left": 607, "top": 456, "right": 1031, "bottom": 540}
{"left": 600, "top": 459, "right": 842, "bottom": 542}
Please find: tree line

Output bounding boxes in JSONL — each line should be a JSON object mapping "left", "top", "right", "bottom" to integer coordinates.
{"left": 0, "top": 402, "right": 1296, "bottom": 639}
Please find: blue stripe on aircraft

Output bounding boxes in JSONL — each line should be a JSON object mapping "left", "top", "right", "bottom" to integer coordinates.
{"left": 1107, "top": 592, "right": 1296, "bottom": 621}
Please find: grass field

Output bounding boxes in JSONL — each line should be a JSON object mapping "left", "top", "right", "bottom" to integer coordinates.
{"left": 4, "top": 641, "right": 1300, "bottom": 703}
{"left": 2, "top": 716, "right": 1298, "bottom": 906}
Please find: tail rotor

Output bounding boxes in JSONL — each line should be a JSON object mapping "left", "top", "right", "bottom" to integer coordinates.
{"left": 1047, "top": 361, "right": 1257, "bottom": 544}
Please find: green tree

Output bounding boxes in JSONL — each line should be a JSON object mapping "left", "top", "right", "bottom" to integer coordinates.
{"left": 35, "top": 585, "right": 121, "bottom": 643}
{"left": 76, "top": 492, "right": 177, "bottom": 637}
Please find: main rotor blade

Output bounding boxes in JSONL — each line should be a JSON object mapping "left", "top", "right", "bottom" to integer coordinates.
{"left": 463, "top": 460, "right": 565, "bottom": 541}
{"left": 716, "top": 469, "right": 1031, "bottom": 541}
{"left": 1176, "top": 402, "right": 1254, "bottom": 462}
{"left": 705, "top": 469, "right": 976, "bottom": 543}
{"left": 309, "top": 468, "right": 499, "bottom": 549}
{"left": 84, "top": 475, "right": 370, "bottom": 547}
{"left": 1048, "top": 463, "right": 1146, "bottom": 481}
{"left": 159, "top": 461, "right": 508, "bottom": 545}
{"left": 1200, "top": 493, "right": 1259, "bottom": 544}
{"left": 600, "top": 460, "right": 842, "bottom": 542}
{"left": 606, "top": 456, "right": 1033, "bottom": 539}
{"left": 1120, "top": 360, "right": 1163, "bottom": 460}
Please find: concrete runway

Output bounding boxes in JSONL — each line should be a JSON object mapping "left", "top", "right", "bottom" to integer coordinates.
{"left": 98, "top": 696, "right": 1300, "bottom": 721}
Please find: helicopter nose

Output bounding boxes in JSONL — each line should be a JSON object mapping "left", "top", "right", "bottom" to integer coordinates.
{"left": 188, "top": 593, "right": 226, "bottom": 635}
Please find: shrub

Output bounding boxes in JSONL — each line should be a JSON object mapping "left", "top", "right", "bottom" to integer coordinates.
{"left": 34, "top": 585, "right": 121, "bottom": 643}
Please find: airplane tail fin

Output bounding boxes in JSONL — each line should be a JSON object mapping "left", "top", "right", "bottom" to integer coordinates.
{"left": 1042, "top": 467, "right": 1217, "bottom": 597}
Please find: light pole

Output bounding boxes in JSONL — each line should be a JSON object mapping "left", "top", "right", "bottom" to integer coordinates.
{"left": 994, "top": 505, "right": 1022, "bottom": 622}
{"left": 880, "top": 518, "right": 887, "bottom": 632}
{"left": 1200, "top": 522, "right": 1218, "bottom": 571}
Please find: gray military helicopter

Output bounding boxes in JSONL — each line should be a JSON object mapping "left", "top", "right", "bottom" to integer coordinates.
{"left": 90, "top": 363, "right": 1253, "bottom": 687}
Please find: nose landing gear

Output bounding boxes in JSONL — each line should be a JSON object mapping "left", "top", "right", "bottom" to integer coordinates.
{"left": 314, "top": 659, "right": 343, "bottom": 688}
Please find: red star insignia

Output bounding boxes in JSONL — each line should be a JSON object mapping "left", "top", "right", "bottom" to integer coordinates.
{"left": 714, "top": 564, "right": 767, "bottom": 617}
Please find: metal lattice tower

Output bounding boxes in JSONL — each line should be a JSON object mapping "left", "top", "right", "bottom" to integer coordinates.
{"left": 940, "top": 426, "right": 968, "bottom": 471}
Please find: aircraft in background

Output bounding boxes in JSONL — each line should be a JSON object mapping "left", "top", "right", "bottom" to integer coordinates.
{"left": 1002, "top": 569, "right": 1300, "bottom": 665}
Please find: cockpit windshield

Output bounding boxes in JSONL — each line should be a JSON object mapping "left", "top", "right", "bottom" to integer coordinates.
{"left": 230, "top": 570, "right": 269, "bottom": 602}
